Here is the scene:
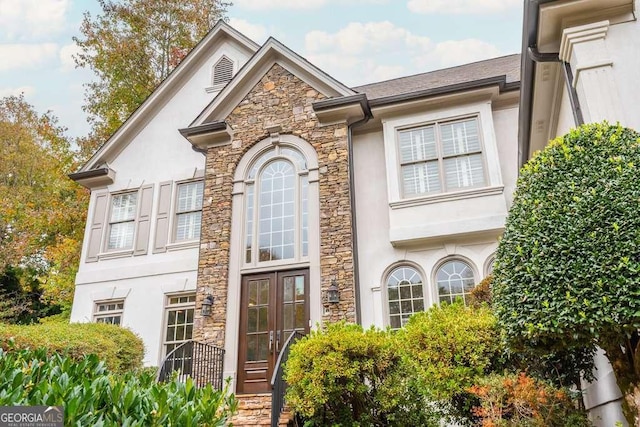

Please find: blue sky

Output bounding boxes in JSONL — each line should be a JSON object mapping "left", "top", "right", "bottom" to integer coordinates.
{"left": 0, "top": 0, "right": 523, "bottom": 139}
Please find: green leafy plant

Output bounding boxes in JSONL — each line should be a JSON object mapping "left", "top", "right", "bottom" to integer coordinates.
{"left": 0, "top": 347, "right": 236, "bottom": 426}
{"left": 493, "top": 122, "right": 640, "bottom": 423}
{"left": 398, "top": 302, "right": 503, "bottom": 424}
{"left": 284, "top": 322, "right": 437, "bottom": 426}
{"left": 0, "top": 321, "right": 144, "bottom": 373}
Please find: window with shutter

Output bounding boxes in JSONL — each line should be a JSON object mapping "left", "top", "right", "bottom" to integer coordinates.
{"left": 398, "top": 117, "right": 486, "bottom": 198}
{"left": 213, "top": 56, "right": 233, "bottom": 86}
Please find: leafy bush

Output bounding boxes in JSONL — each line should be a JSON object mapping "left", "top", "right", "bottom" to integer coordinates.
{"left": 398, "top": 302, "right": 503, "bottom": 423}
{"left": 492, "top": 122, "right": 640, "bottom": 422}
{"left": 0, "top": 321, "right": 144, "bottom": 373}
{"left": 284, "top": 322, "right": 437, "bottom": 426}
{"left": 468, "top": 372, "right": 591, "bottom": 427}
{"left": 0, "top": 347, "right": 237, "bottom": 426}
{"left": 469, "top": 274, "right": 493, "bottom": 306}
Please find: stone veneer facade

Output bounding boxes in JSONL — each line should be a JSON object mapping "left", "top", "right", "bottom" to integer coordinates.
{"left": 193, "top": 63, "right": 356, "bottom": 349}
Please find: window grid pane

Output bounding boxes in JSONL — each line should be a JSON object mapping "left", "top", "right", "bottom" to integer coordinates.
{"left": 257, "top": 160, "right": 296, "bottom": 262}
{"left": 176, "top": 211, "right": 202, "bottom": 241}
{"left": 387, "top": 266, "right": 424, "bottom": 329}
{"left": 108, "top": 222, "right": 135, "bottom": 250}
{"left": 436, "top": 260, "right": 476, "bottom": 305}
{"left": 398, "top": 117, "right": 484, "bottom": 198}
{"left": 94, "top": 300, "right": 124, "bottom": 325}
{"left": 177, "top": 182, "right": 203, "bottom": 213}
{"left": 164, "top": 299, "right": 195, "bottom": 355}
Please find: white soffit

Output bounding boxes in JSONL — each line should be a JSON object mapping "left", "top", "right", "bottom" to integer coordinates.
{"left": 190, "top": 37, "right": 356, "bottom": 126}
{"left": 80, "top": 21, "right": 259, "bottom": 172}
{"left": 537, "top": 0, "right": 634, "bottom": 53}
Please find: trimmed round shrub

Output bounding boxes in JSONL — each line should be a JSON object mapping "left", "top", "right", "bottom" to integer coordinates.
{"left": 492, "top": 123, "right": 640, "bottom": 423}
{"left": 398, "top": 302, "right": 503, "bottom": 423}
{"left": 0, "top": 321, "right": 144, "bottom": 373}
{"left": 493, "top": 122, "right": 640, "bottom": 357}
{"left": 284, "top": 322, "right": 437, "bottom": 426}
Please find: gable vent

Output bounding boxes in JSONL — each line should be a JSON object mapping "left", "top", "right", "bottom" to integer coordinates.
{"left": 213, "top": 56, "right": 234, "bottom": 86}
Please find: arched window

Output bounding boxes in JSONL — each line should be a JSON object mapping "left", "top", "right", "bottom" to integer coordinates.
{"left": 244, "top": 146, "right": 308, "bottom": 265}
{"left": 213, "top": 56, "right": 233, "bottom": 86}
{"left": 386, "top": 266, "right": 425, "bottom": 329}
{"left": 436, "top": 260, "right": 476, "bottom": 304}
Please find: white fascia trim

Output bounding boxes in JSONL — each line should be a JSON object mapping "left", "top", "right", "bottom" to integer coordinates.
{"left": 190, "top": 37, "right": 356, "bottom": 127}
{"left": 81, "top": 21, "right": 259, "bottom": 172}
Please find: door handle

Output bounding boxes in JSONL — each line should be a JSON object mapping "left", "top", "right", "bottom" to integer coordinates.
{"left": 269, "top": 331, "right": 274, "bottom": 353}
{"left": 276, "top": 331, "right": 281, "bottom": 353}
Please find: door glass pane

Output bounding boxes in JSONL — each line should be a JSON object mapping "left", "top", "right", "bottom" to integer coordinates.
{"left": 284, "top": 277, "right": 294, "bottom": 302}
{"left": 295, "top": 276, "right": 305, "bottom": 301}
{"left": 295, "top": 303, "right": 305, "bottom": 329}
{"left": 283, "top": 304, "right": 293, "bottom": 330}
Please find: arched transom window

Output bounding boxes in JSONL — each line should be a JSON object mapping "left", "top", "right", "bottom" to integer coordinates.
{"left": 436, "top": 260, "right": 475, "bottom": 304}
{"left": 244, "top": 146, "right": 308, "bottom": 265}
{"left": 386, "top": 266, "right": 424, "bottom": 329}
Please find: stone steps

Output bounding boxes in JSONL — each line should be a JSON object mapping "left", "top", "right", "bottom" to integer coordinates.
{"left": 231, "top": 393, "right": 293, "bottom": 426}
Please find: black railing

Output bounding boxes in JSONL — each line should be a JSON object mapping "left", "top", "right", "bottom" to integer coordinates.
{"left": 156, "top": 340, "right": 225, "bottom": 390}
{"left": 271, "top": 331, "right": 304, "bottom": 427}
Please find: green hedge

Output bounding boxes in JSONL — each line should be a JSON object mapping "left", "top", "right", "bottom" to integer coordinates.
{"left": 0, "top": 321, "right": 144, "bottom": 373}
{"left": 0, "top": 347, "right": 236, "bottom": 426}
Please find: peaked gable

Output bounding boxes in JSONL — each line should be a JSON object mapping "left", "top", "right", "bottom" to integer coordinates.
{"left": 77, "top": 20, "right": 259, "bottom": 175}
{"left": 189, "top": 37, "right": 356, "bottom": 127}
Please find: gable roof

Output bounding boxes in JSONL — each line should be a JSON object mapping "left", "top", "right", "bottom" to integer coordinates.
{"left": 190, "top": 37, "right": 356, "bottom": 126}
{"left": 353, "top": 54, "right": 521, "bottom": 104}
{"left": 77, "top": 20, "right": 259, "bottom": 173}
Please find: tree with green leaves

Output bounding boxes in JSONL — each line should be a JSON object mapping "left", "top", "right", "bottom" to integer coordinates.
{"left": 73, "top": 0, "right": 230, "bottom": 154}
{"left": 0, "top": 95, "right": 87, "bottom": 311}
{"left": 493, "top": 122, "right": 640, "bottom": 425}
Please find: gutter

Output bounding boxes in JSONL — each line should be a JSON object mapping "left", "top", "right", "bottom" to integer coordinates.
{"left": 368, "top": 75, "right": 519, "bottom": 108}
{"left": 347, "top": 108, "right": 373, "bottom": 326}
{"left": 68, "top": 167, "right": 110, "bottom": 182}
{"left": 519, "top": 0, "right": 583, "bottom": 167}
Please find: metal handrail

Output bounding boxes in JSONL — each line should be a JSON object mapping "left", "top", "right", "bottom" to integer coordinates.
{"left": 271, "top": 331, "right": 304, "bottom": 427}
{"left": 156, "top": 340, "right": 225, "bottom": 390}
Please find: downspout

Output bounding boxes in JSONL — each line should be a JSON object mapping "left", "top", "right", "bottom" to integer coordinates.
{"left": 527, "top": 47, "right": 584, "bottom": 127}
{"left": 347, "top": 113, "right": 371, "bottom": 325}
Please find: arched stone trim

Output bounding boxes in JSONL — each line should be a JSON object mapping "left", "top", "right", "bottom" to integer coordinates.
{"left": 223, "top": 134, "right": 322, "bottom": 390}
{"left": 483, "top": 253, "right": 496, "bottom": 277}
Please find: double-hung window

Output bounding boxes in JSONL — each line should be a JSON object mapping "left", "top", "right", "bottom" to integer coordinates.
{"left": 175, "top": 181, "right": 203, "bottom": 242}
{"left": 94, "top": 300, "right": 124, "bottom": 325}
{"left": 107, "top": 192, "right": 138, "bottom": 250}
{"left": 399, "top": 117, "right": 485, "bottom": 197}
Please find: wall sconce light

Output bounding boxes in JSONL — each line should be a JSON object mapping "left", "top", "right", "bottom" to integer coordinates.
{"left": 326, "top": 280, "right": 340, "bottom": 304}
{"left": 201, "top": 294, "right": 214, "bottom": 317}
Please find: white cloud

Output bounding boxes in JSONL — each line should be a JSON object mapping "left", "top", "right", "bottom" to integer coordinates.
{"left": 0, "top": 85, "right": 36, "bottom": 98}
{"left": 0, "top": 43, "right": 58, "bottom": 71}
{"left": 306, "top": 21, "right": 431, "bottom": 56}
{"left": 59, "top": 43, "right": 81, "bottom": 71}
{"left": 228, "top": 18, "right": 268, "bottom": 44}
{"left": 234, "top": 0, "right": 386, "bottom": 10}
{"left": 302, "top": 21, "right": 503, "bottom": 86}
{"left": 430, "top": 39, "right": 502, "bottom": 68}
{"left": 303, "top": 21, "right": 430, "bottom": 85}
{"left": 407, "top": 0, "right": 520, "bottom": 14}
{"left": 0, "top": 0, "right": 69, "bottom": 39}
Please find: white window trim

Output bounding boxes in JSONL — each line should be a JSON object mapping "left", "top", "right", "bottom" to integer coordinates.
{"left": 171, "top": 179, "right": 204, "bottom": 244}
{"left": 93, "top": 299, "right": 125, "bottom": 325}
{"left": 161, "top": 292, "right": 196, "bottom": 361}
{"left": 381, "top": 261, "right": 429, "bottom": 329}
{"left": 382, "top": 100, "right": 503, "bottom": 206}
{"left": 432, "top": 256, "right": 479, "bottom": 305}
{"left": 162, "top": 174, "right": 204, "bottom": 252}
{"left": 99, "top": 188, "right": 141, "bottom": 258}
